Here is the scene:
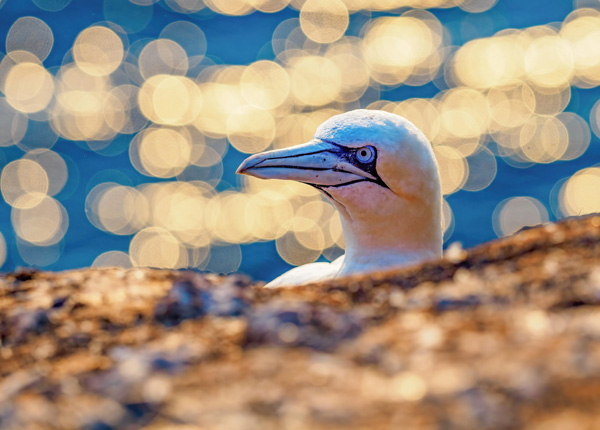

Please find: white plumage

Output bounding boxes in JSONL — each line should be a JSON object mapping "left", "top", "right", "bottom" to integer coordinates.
{"left": 237, "top": 109, "right": 442, "bottom": 288}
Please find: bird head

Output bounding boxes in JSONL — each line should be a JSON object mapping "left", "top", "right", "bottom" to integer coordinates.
{"left": 237, "top": 109, "right": 443, "bottom": 277}
{"left": 237, "top": 109, "right": 441, "bottom": 225}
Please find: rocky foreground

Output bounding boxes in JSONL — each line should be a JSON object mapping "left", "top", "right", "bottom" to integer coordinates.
{"left": 2, "top": 216, "right": 600, "bottom": 429}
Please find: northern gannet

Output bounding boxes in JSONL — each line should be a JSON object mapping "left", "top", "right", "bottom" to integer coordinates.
{"left": 237, "top": 109, "right": 442, "bottom": 287}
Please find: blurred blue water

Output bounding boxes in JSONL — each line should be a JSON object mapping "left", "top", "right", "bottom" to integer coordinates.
{"left": 0, "top": 0, "right": 598, "bottom": 282}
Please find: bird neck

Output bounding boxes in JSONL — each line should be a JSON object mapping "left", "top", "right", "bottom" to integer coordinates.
{"left": 335, "top": 194, "right": 442, "bottom": 277}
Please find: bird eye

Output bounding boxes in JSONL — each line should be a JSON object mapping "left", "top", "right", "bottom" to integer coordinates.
{"left": 356, "top": 146, "right": 375, "bottom": 163}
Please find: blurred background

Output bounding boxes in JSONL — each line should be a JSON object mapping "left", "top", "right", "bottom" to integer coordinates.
{"left": 0, "top": 0, "right": 599, "bottom": 281}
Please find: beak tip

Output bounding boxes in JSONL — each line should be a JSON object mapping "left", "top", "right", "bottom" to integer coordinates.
{"left": 237, "top": 152, "right": 267, "bottom": 176}
{"left": 236, "top": 158, "right": 253, "bottom": 175}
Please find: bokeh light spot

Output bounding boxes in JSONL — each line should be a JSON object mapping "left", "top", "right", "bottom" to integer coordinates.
{"left": 289, "top": 55, "right": 342, "bottom": 106}
{"left": 204, "top": 0, "right": 253, "bottom": 16}
{"left": 524, "top": 36, "right": 574, "bottom": 88}
{"left": 493, "top": 196, "right": 549, "bottom": 237}
{"left": 96, "top": 185, "right": 149, "bottom": 235}
{"left": 300, "top": 0, "right": 349, "bottom": 44}
{"left": 73, "top": 26, "right": 125, "bottom": 76}
{"left": 92, "top": 250, "right": 133, "bottom": 268}
{"left": 560, "top": 167, "right": 600, "bottom": 216}
{"left": 434, "top": 145, "right": 468, "bottom": 195}
{"left": 276, "top": 231, "right": 321, "bottom": 266}
{"left": 226, "top": 106, "right": 276, "bottom": 153}
{"left": 12, "top": 195, "right": 69, "bottom": 245}
{"left": 241, "top": 61, "right": 290, "bottom": 109}
{"left": 138, "top": 74, "right": 202, "bottom": 125}
{"left": 0, "top": 97, "right": 27, "bottom": 147}
{"left": 129, "top": 0, "right": 160, "bottom": 5}
{"left": 159, "top": 21, "right": 207, "bottom": 59}
{"left": 130, "top": 127, "right": 192, "bottom": 178}
{"left": 130, "top": 227, "right": 186, "bottom": 268}
{"left": 6, "top": 17, "right": 54, "bottom": 61}
{"left": 245, "top": 190, "right": 293, "bottom": 240}
{"left": 23, "top": 149, "right": 68, "bottom": 196}
{"left": 139, "top": 39, "right": 189, "bottom": 79}
{"left": 292, "top": 217, "right": 326, "bottom": 251}
{"left": 456, "top": 0, "right": 498, "bottom": 13}
{"left": 363, "top": 13, "right": 444, "bottom": 86}
{"left": 519, "top": 116, "right": 569, "bottom": 163}
{"left": 5, "top": 62, "right": 54, "bottom": 113}
{"left": 205, "top": 244, "right": 242, "bottom": 274}
{"left": 442, "top": 199, "right": 454, "bottom": 240}
{"left": 32, "top": 0, "right": 72, "bottom": 11}
{"left": 250, "top": 0, "right": 290, "bottom": 13}
{"left": 588, "top": 97, "right": 600, "bottom": 138}
{"left": 1, "top": 159, "right": 49, "bottom": 208}
{"left": 164, "top": 0, "right": 206, "bottom": 13}
{"left": 557, "top": 112, "right": 591, "bottom": 161}
{"left": 463, "top": 147, "right": 497, "bottom": 192}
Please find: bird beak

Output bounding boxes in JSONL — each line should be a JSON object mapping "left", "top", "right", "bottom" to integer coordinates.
{"left": 236, "top": 140, "right": 377, "bottom": 187}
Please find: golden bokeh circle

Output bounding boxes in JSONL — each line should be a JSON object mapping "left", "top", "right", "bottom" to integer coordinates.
{"left": 289, "top": 54, "right": 342, "bottom": 106}
{"left": 149, "top": 182, "right": 211, "bottom": 247}
{"left": 96, "top": 185, "right": 149, "bottom": 235}
{"left": 23, "top": 149, "right": 68, "bottom": 197}
{"left": 130, "top": 127, "right": 193, "bottom": 178}
{"left": 129, "top": 227, "right": 186, "bottom": 268}
{"left": 241, "top": 61, "right": 290, "bottom": 109}
{"left": 441, "top": 198, "right": 454, "bottom": 238}
{"left": 299, "top": 0, "right": 349, "bottom": 44}
{"left": 138, "top": 39, "right": 188, "bottom": 79}
{"left": 363, "top": 14, "right": 443, "bottom": 85}
{"left": 92, "top": 250, "right": 133, "bottom": 268}
{"left": 159, "top": 20, "right": 207, "bottom": 58}
{"left": 12, "top": 195, "right": 69, "bottom": 246}
{"left": 560, "top": 167, "right": 600, "bottom": 216}
{"left": 6, "top": 17, "right": 54, "bottom": 61}
{"left": 210, "top": 192, "right": 253, "bottom": 243}
{"left": 456, "top": 0, "right": 498, "bottom": 13}
{"left": 463, "top": 147, "right": 497, "bottom": 192}
{"left": 226, "top": 105, "right": 276, "bottom": 153}
{"left": 557, "top": 112, "right": 591, "bottom": 161}
{"left": 519, "top": 115, "right": 569, "bottom": 163}
{"left": 245, "top": 190, "right": 294, "bottom": 240}
{"left": 1, "top": 159, "right": 49, "bottom": 208}
{"left": 433, "top": 145, "right": 469, "bottom": 195}
{"left": 291, "top": 217, "right": 326, "bottom": 251}
{"left": 73, "top": 26, "right": 124, "bottom": 76}
{"left": 492, "top": 196, "right": 548, "bottom": 237}
{"left": 524, "top": 36, "right": 574, "bottom": 88}
{"left": 164, "top": 0, "right": 206, "bottom": 13}
{"left": 249, "top": 0, "right": 290, "bottom": 13}
{"left": 138, "top": 74, "right": 203, "bottom": 126}
{"left": 4, "top": 62, "right": 54, "bottom": 113}
{"left": 204, "top": 0, "right": 254, "bottom": 16}
{"left": 276, "top": 231, "right": 321, "bottom": 266}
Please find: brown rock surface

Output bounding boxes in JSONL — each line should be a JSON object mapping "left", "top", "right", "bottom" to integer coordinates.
{"left": 2, "top": 215, "right": 600, "bottom": 429}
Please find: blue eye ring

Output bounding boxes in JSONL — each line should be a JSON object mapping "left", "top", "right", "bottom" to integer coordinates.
{"left": 356, "top": 145, "right": 376, "bottom": 164}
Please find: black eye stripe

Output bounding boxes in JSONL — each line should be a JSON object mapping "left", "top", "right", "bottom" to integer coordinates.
{"left": 318, "top": 139, "right": 389, "bottom": 189}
